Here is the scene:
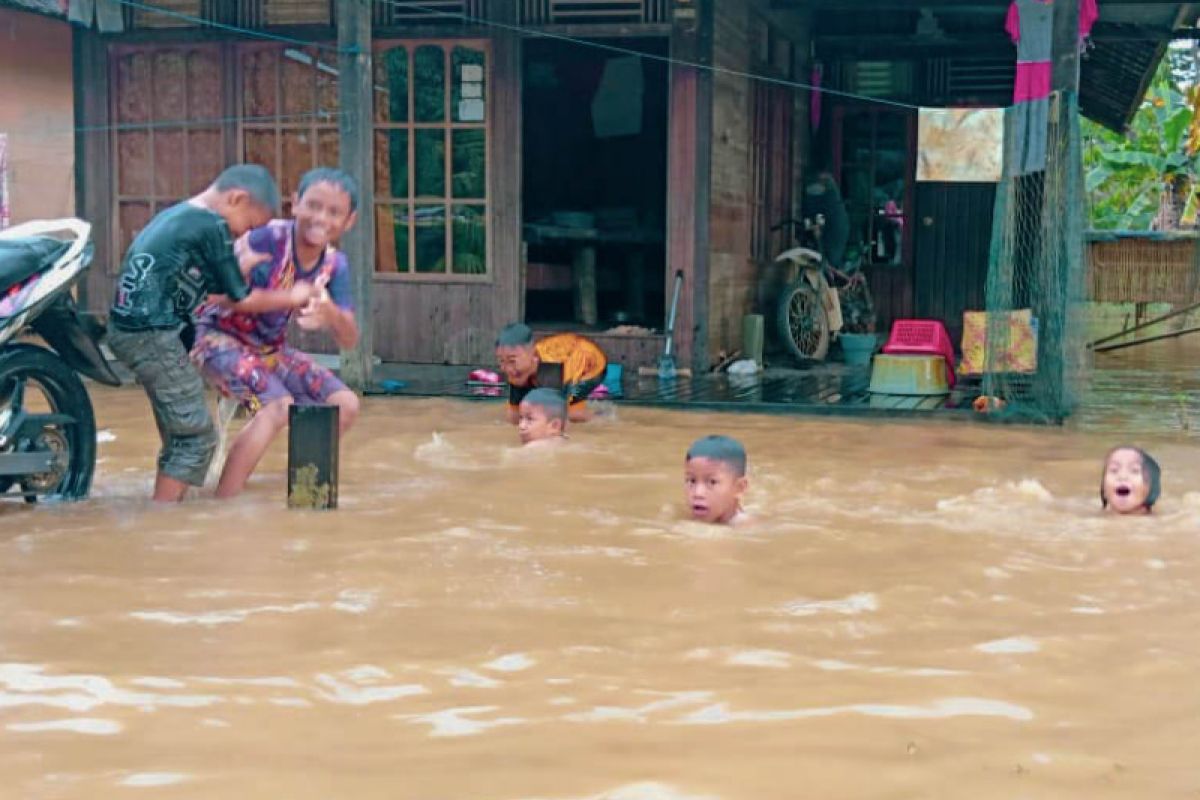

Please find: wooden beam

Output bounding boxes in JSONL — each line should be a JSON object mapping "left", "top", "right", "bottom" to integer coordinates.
{"left": 73, "top": 27, "right": 111, "bottom": 315}
{"left": 1053, "top": 0, "right": 1082, "bottom": 91}
{"left": 337, "top": 0, "right": 375, "bottom": 390}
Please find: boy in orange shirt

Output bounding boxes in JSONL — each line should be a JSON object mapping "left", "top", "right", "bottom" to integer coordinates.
{"left": 494, "top": 323, "right": 606, "bottom": 424}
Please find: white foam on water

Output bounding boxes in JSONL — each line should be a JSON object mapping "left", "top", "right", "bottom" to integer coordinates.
{"left": 332, "top": 589, "right": 378, "bottom": 615}
{"left": 677, "top": 697, "right": 1033, "bottom": 725}
{"left": 810, "top": 659, "right": 964, "bottom": 677}
{"left": 8, "top": 718, "right": 122, "bottom": 735}
{"left": 483, "top": 653, "right": 536, "bottom": 673}
{"left": 313, "top": 673, "right": 427, "bottom": 706}
{"left": 129, "top": 677, "right": 187, "bottom": 689}
{"left": 399, "top": 706, "right": 525, "bottom": 737}
{"left": 526, "top": 783, "right": 719, "bottom": 800}
{"left": 548, "top": 697, "right": 576, "bottom": 706}
{"left": 129, "top": 602, "right": 320, "bottom": 627}
{"left": 192, "top": 676, "right": 301, "bottom": 688}
{"left": 983, "top": 567, "right": 1011, "bottom": 580}
{"left": 1033, "top": 753, "right": 1052, "bottom": 765}
{"left": 54, "top": 618, "right": 84, "bottom": 628}
{"left": 564, "top": 691, "right": 714, "bottom": 724}
{"left": 724, "top": 650, "right": 792, "bottom": 669}
{"left": 444, "top": 669, "right": 502, "bottom": 689}
{"left": 975, "top": 636, "right": 1040, "bottom": 654}
{"left": 96, "top": 430, "right": 117, "bottom": 444}
{"left": 1071, "top": 606, "right": 1106, "bottom": 615}
{"left": 1145, "top": 559, "right": 1167, "bottom": 570}
{"left": 0, "top": 664, "right": 220, "bottom": 713}
{"left": 201, "top": 718, "right": 229, "bottom": 728}
{"left": 769, "top": 592, "right": 879, "bottom": 617}
{"left": 269, "top": 697, "right": 312, "bottom": 708}
{"left": 340, "top": 665, "right": 391, "bottom": 683}
{"left": 119, "top": 773, "right": 188, "bottom": 787}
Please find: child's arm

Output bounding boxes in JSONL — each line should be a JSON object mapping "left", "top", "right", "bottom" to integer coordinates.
{"left": 223, "top": 284, "right": 315, "bottom": 314}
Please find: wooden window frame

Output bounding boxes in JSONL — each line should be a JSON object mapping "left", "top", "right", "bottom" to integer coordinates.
{"left": 235, "top": 42, "right": 341, "bottom": 217}
{"left": 372, "top": 38, "right": 492, "bottom": 284}
{"left": 109, "top": 42, "right": 228, "bottom": 273}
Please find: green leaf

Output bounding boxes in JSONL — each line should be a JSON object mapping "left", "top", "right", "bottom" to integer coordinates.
{"left": 1086, "top": 166, "right": 1113, "bottom": 192}
{"left": 1163, "top": 107, "right": 1193, "bottom": 153}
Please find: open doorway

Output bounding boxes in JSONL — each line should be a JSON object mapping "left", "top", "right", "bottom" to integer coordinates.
{"left": 522, "top": 37, "right": 669, "bottom": 331}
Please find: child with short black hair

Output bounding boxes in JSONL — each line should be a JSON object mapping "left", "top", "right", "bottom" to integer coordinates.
{"left": 517, "top": 388, "right": 568, "bottom": 447}
{"left": 107, "top": 164, "right": 317, "bottom": 503}
{"left": 1100, "top": 446, "right": 1161, "bottom": 515}
{"left": 495, "top": 322, "right": 607, "bottom": 425}
{"left": 684, "top": 435, "right": 749, "bottom": 525}
{"left": 192, "top": 167, "right": 362, "bottom": 498}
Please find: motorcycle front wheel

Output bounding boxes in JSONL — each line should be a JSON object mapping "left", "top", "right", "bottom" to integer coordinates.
{"left": 776, "top": 278, "right": 831, "bottom": 363}
{"left": 0, "top": 344, "right": 97, "bottom": 501}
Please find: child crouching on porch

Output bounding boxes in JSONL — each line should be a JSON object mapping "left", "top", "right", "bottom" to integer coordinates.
{"left": 495, "top": 323, "right": 607, "bottom": 425}
{"left": 191, "top": 168, "right": 361, "bottom": 498}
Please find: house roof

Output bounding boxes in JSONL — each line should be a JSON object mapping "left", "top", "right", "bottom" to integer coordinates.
{"left": 779, "top": 0, "right": 1200, "bottom": 132}
{"left": 0, "top": 0, "right": 65, "bottom": 17}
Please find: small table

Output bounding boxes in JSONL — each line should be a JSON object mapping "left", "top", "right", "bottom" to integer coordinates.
{"left": 523, "top": 223, "right": 664, "bottom": 326}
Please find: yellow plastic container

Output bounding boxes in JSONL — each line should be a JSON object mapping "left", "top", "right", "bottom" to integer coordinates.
{"left": 868, "top": 354, "right": 949, "bottom": 396}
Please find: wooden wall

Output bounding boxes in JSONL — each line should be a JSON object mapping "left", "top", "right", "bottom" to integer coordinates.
{"left": 704, "top": 0, "right": 810, "bottom": 365}
{"left": 0, "top": 11, "right": 75, "bottom": 224}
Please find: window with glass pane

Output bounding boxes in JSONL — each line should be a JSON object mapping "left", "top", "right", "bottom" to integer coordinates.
{"left": 374, "top": 41, "right": 489, "bottom": 277}
{"left": 239, "top": 45, "right": 340, "bottom": 217}
{"left": 839, "top": 110, "right": 909, "bottom": 267}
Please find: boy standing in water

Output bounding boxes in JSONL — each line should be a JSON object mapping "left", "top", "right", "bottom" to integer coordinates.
{"left": 684, "top": 435, "right": 750, "bottom": 526}
{"left": 191, "top": 168, "right": 361, "bottom": 498}
{"left": 495, "top": 323, "right": 606, "bottom": 424}
{"left": 517, "top": 388, "right": 568, "bottom": 447}
{"left": 107, "top": 165, "right": 316, "bottom": 503}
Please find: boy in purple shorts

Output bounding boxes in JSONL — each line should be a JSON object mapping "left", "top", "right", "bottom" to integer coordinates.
{"left": 191, "top": 168, "right": 361, "bottom": 498}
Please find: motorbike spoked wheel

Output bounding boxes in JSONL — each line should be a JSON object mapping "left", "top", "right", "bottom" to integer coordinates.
{"left": 0, "top": 344, "right": 96, "bottom": 502}
{"left": 776, "top": 278, "right": 831, "bottom": 363}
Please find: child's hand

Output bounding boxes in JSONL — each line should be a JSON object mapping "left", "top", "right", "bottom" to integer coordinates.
{"left": 288, "top": 282, "right": 318, "bottom": 308}
{"left": 296, "top": 274, "right": 334, "bottom": 331}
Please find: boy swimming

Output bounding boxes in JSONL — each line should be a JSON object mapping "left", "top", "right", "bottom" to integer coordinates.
{"left": 191, "top": 168, "right": 361, "bottom": 498}
{"left": 107, "top": 165, "right": 317, "bottom": 503}
{"left": 517, "top": 388, "right": 568, "bottom": 447}
{"left": 495, "top": 323, "right": 606, "bottom": 424}
{"left": 684, "top": 435, "right": 749, "bottom": 525}
{"left": 1100, "top": 446, "right": 1161, "bottom": 515}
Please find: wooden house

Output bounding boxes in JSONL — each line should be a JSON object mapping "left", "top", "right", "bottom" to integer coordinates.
{"left": 8, "top": 0, "right": 1196, "bottom": 378}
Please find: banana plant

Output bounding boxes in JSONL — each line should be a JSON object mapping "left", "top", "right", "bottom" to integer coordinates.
{"left": 1084, "top": 56, "right": 1200, "bottom": 231}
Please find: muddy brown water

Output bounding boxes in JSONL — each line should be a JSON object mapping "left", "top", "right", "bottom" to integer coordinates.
{"left": 1, "top": 341, "right": 1198, "bottom": 799}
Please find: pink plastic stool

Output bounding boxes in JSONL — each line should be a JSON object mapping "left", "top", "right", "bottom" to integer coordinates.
{"left": 881, "top": 319, "right": 957, "bottom": 388}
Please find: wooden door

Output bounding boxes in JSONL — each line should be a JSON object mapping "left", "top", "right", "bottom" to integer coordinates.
{"left": 912, "top": 182, "right": 997, "bottom": 346}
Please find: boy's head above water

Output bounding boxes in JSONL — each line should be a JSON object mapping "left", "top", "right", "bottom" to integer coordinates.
{"left": 294, "top": 168, "right": 359, "bottom": 249}
{"left": 684, "top": 435, "right": 748, "bottom": 525}
{"left": 206, "top": 164, "right": 281, "bottom": 237}
{"left": 518, "top": 388, "right": 567, "bottom": 445}
{"left": 1101, "top": 446, "right": 1161, "bottom": 515}
{"left": 496, "top": 323, "right": 537, "bottom": 385}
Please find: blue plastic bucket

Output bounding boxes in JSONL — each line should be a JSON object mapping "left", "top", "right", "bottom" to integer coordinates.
{"left": 840, "top": 333, "right": 878, "bottom": 366}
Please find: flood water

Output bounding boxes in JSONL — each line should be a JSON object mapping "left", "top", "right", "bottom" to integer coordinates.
{"left": 2, "top": 341, "right": 1199, "bottom": 799}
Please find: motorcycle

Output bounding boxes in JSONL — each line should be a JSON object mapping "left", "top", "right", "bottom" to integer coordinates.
{"left": 0, "top": 218, "right": 121, "bottom": 502}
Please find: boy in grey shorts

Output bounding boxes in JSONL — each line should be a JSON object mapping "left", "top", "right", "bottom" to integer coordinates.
{"left": 107, "top": 165, "right": 316, "bottom": 502}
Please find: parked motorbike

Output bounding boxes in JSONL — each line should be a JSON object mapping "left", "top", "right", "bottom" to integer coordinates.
{"left": 0, "top": 219, "right": 120, "bottom": 502}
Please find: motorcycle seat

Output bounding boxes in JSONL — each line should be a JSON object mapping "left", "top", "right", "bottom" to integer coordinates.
{"left": 0, "top": 237, "right": 71, "bottom": 292}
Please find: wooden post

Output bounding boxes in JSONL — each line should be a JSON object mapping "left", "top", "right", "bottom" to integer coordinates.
{"left": 288, "top": 405, "right": 340, "bottom": 510}
{"left": 573, "top": 245, "right": 598, "bottom": 326}
{"left": 1052, "top": 0, "right": 1082, "bottom": 93}
{"left": 337, "top": 0, "right": 376, "bottom": 390}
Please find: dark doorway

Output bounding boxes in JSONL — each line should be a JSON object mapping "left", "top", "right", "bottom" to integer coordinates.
{"left": 521, "top": 37, "right": 669, "bottom": 330}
